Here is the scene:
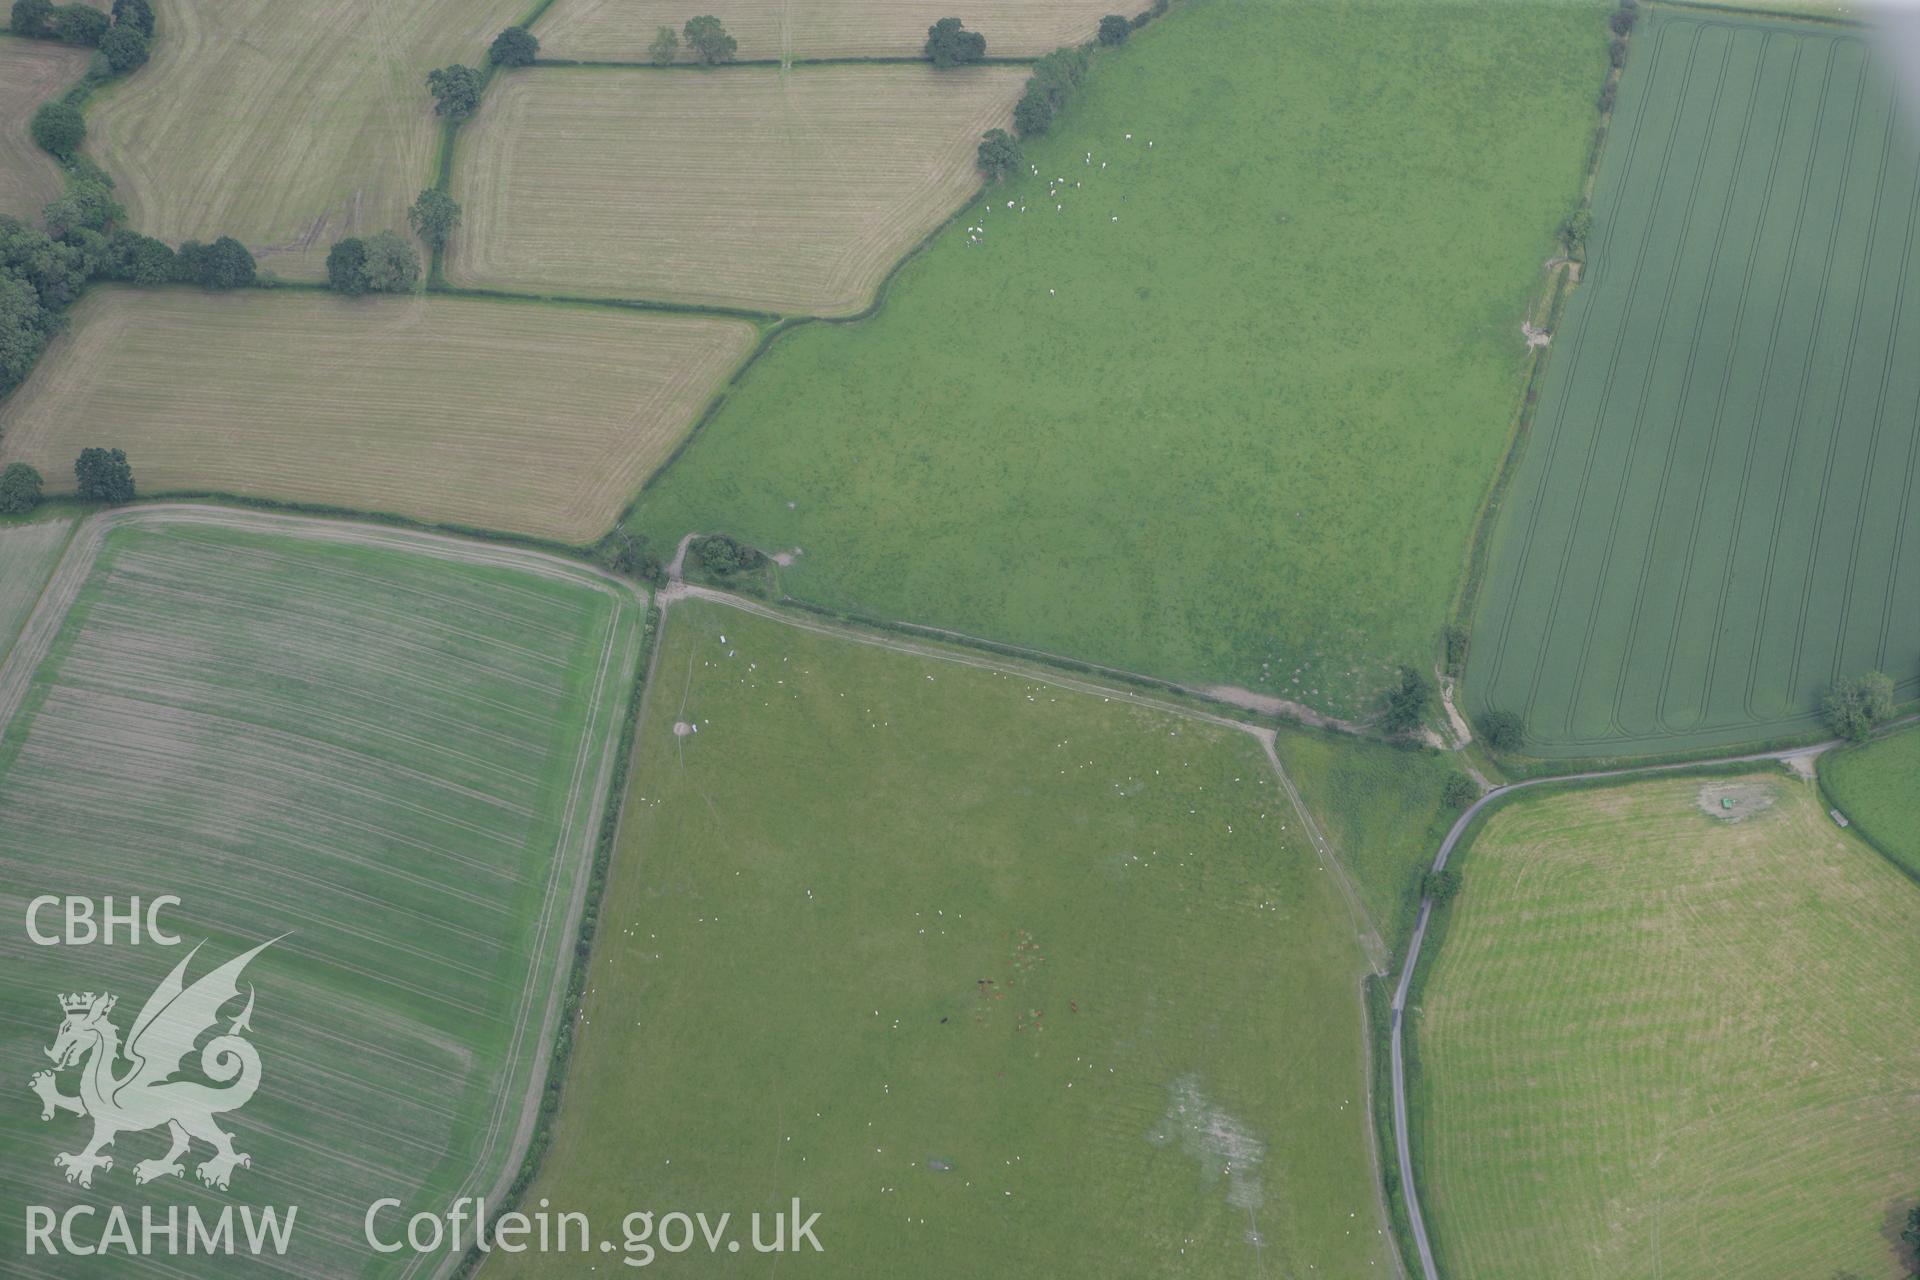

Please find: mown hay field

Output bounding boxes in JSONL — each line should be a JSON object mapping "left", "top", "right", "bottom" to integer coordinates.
{"left": 82, "top": 0, "right": 526, "bottom": 280}
{"left": 627, "top": 0, "right": 1609, "bottom": 719}
{"left": 0, "top": 36, "right": 91, "bottom": 220}
{"left": 0, "top": 289, "right": 755, "bottom": 542}
{"left": 0, "top": 509, "right": 647, "bottom": 1277}
{"left": 449, "top": 65, "right": 1026, "bottom": 314}
{"left": 1822, "top": 723, "right": 1920, "bottom": 880}
{"left": 534, "top": 0, "right": 1146, "bottom": 61}
{"left": 488, "top": 599, "right": 1397, "bottom": 1277}
{"left": 1413, "top": 774, "right": 1920, "bottom": 1280}
{"left": 1465, "top": 10, "right": 1920, "bottom": 757}
{"left": 0, "top": 516, "right": 71, "bottom": 660}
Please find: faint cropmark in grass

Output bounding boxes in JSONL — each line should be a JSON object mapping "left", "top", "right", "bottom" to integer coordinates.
{"left": 1148, "top": 1074, "right": 1268, "bottom": 1230}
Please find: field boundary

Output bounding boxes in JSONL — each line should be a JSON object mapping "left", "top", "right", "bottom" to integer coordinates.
{"left": 1383, "top": 714, "right": 1917, "bottom": 1279}
{"left": 1654, "top": 0, "right": 1867, "bottom": 28}
{"left": 1813, "top": 725, "right": 1920, "bottom": 893}
{"left": 529, "top": 54, "right": 1041, "bottom": 69}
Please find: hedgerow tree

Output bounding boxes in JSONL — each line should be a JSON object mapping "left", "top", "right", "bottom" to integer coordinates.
{"left": 683, "top": 15, "right": 736, "bottom": 64}
{"left": 359, "top": 231, "right": 419, "bottom": 292}
{"left": 1013, "top": 87, "right": 1053, "bottom": 137}
{"left": 52, "top": 3, "right": 107, "bottom": 45}
{"left": 1381, "top": 666, "right": 1432, "bottom": 736}
{"left": 1098, "top": 14, "right": 1130, "bottom": 45}
{"left": 74, "top": 447, "right": 134, "bottom": 504}
{"left": 648, "top": 25, "right": 679, "bottom": 64}
{"left": 489, "top": 25, "right": 539, "bottom": 66}
{"left": 97, "top": 229, "right": 175, "bottom": 283}
{"left": 0, "top": 462, "right": 42, "bottom": 514}
{"left": 1014, "top": 44, "right": 1090, "bottom": 136}
{"left": 30, "top": 101, "right": 86, "bottom": 160}
{"left": 100, "top": 22, "right": 149, "bottom": 73}
{"left": 110, "top": 0, "right": 153, "bottom": 36}
{"left": 407, "top": 188, "right": 460, "bottom": 249}
{"left": 325, "top": 236, "right": 368, "bottom": 294}
{"left": 1442, "top": 772, "right": 1478, "bottom": 809}
{"left": 1823, "top": 671, "right": 1896, "bottom": 742}
{"left": 10, "top": 0, "right": 50, "bottom": 36}
{"left": 426, "top": 64, "right": 484, "bottom": 120}
{"left": 925, "top": 17, "right": 986, "bottom": 67}
{"left": 1423, "top": 867, "right": 1462, "bottom": 903}
{"left": 178, "top": 235, "right": 255, "bottom": 289}
{"left": 41, "top": 180, "right": 122, "bottom": 240}
{"left": 976, "top": 128, "right": 1021, "bottom": 182}
{"left": 1476, "top": 709, "right": 1525, "bottom": 752}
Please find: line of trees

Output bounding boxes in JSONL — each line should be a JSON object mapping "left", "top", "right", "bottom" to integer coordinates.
{"left": 643, "top": 15, "right": 737, "bottom": 66}
{"left": 11, "top": 0, "right": 152, "bottom": 69}
{"left": 0, "top": 448, "right": 135, "bottom": 515}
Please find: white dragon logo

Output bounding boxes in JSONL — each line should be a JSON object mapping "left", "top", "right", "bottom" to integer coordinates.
{"left": 28, "top": 938, "right": 277, "bottom": 1191}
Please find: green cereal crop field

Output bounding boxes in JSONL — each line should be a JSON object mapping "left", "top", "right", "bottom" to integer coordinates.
{"left": 1466, "top": 9, "right": 1920, "bottom": 757}
{"left": 0, "top": 510, "right": 646, "bottom": 1277}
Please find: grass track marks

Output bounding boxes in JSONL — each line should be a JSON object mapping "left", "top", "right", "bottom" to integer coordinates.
{"left": 0, "top": 38, "right": 91, "bottom": 220}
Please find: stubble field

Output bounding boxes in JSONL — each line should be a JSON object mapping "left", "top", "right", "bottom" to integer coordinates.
{"left": 82, "top": 0, "right": 527, "bottom": 280}
{"left": 1413, "top": 773, "right": 1920, "bottom": 1279}
{"left": 0, "top": 36, "right": 91, "bottom": 220}
{"left": 0, "top": 516, "right": 72, "bottom": 660}
{"left": 1465, "top": 10, "right": 1920, "bottom": 757}
{"left": 485, "top": 598, "right": 1399, "bottom": 1277}
{"left": 448, "top": 65, "right": 1028, "bottom": 314}
{"left": 533, "top": 0, "right": 1145, "bottom": 61}
{"left": 0, "top": 289, "right": 756, "bottom": 542}
{"left": 626, "top": 0, "right": 1609, "bottom": 719}
{"left": 0, "top": 508, "right": 647, "bottom": 1277}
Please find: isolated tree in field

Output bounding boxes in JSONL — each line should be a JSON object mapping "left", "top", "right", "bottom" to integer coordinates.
{"left": 1381, "top": 666, "right": 1432, "bottom": 736}
{"left": 976, "top": 128, "right": 1022, "bottom": 182}
{"left": 1824, "top": 672, "right": 1896, "bottom": 742}
{"left": 1442, "top": 772, "right": 1477, "bottom": 809}
{"left": 74, "top": 447, "right": 133, "bottom": 504}
{"left": 110, "top": 0, "right": 154, "bottom": 36}
{"left": 52, "top": 2, "right": 106, "bottom": 45}
{"left": 30, "top": 101, "right": 85, "bottom": 160}
{"left": 1098, "top": 14, "right": 1131, "bottom": 45}
{"left": 325, "top": 236, "right": 369, "bottom": 294}
{"left": 358, "top": 231, "right": 419, "bottom": 292}
{"left": 489, "top": 25, "right": 539, "bottom": 66}
{"left": 1013, "top": 87, "right": 1053, "bottom": 137}
{"left": 9, "top": 0, "right": 51, "bottom": 36}
{"left": 407, "top": 188, "right": 460, "bottom": 249}
{"left": 925, "top": 17, "right": 986, "bottom": 68}
{"left": 99, "top": 23, "right": 149, "bottom": 73}
{"left": 683, "top": 15, "right": 736, "bottom": 65}
{"left": 0, "top": 462, "right": 42, "bottom": 514}
{"left": 648, "top": 24, "right": 679, "bottom": 64}
{"left": 179, "top": 235, "right": 255, "bottom": 289}
{"left": 426, "top": 64, "right": 484, "bottom": 120}
{"left": 1423, "top": 867, "right": 1461, "bottom": 904}
{"left": 1475, "top": 709, "right": 1525, "bottom": 752}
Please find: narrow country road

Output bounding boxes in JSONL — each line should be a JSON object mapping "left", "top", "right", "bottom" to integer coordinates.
{"left": 1387, "top": 724, "right": 1920, "bottom": 1280}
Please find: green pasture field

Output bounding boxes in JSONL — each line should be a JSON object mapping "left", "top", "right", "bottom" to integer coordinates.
{"left": 1465, "top": 9, "right": 1920, "bottom": 757}
{"left": 1822, "top": 722, "right": 1920, "bottom": 880}
{"left": 1413, "top": 773, "right": 1920, "bottom": 1279}
{"left": 0, "top": 516, "right": 71, "bottom": 661}
{"left": 1267, "top": 729, "right": 1460, "bottom": 958}
{"left": 0, "top": 510, "right": 647, "bottom": 1277}
{"left": 626, "top": 0, "right": 1609, "bottom": 719}
{"left": 488, "top": 599, "right": 1398, "bottom": 1277}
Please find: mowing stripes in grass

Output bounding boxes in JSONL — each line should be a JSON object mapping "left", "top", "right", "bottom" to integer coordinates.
{"left": 0, "top": 290, "right": 756, "bottom": 543}
{"left": 1414, "top": 774, "right": 1920, "bottom": 1279}
{"left": 0, "top": 37, "right": 91, "bottom": 221}
{"left": 1466, "top": 10, "right": 1920, "bottom": 757}
{"left": 0, "top": 509, "right": 647, "bottom": 1277}
{"left": 448, "top": 65, "right": 1028, "bottom": 315}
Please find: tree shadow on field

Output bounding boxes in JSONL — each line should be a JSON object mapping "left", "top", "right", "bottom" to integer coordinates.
{"left": 1879, "top": 1195, "right": 1919, "bottom": 1277}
